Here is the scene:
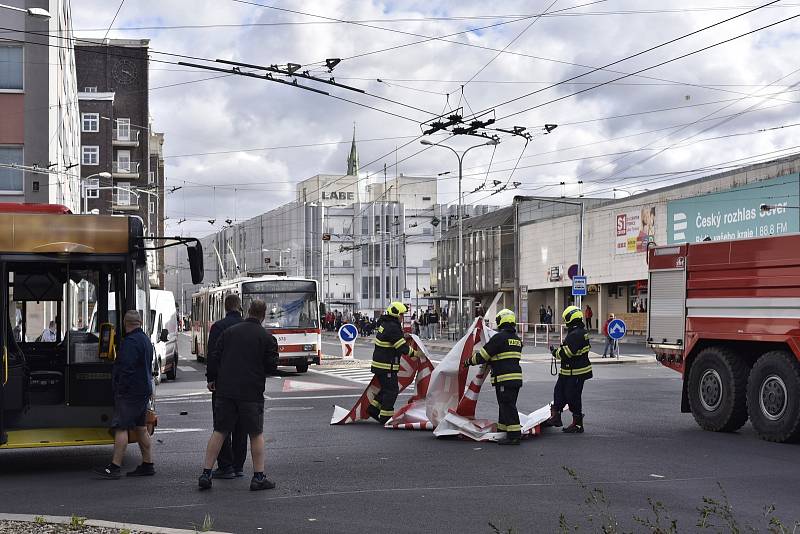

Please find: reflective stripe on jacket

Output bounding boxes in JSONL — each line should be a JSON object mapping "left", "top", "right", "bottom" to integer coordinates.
{"left": 554, "top": 324, "right": 593, "bottom": 379}
{"left": 371, "top": 315, "right": 411, "bottom": 374}
{"left": 469, "top": 325, "right": 523, "bottom": 387}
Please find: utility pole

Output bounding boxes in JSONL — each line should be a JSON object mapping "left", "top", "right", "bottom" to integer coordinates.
{"left": 382, "top": 164, "right": 387, "bottom": 311}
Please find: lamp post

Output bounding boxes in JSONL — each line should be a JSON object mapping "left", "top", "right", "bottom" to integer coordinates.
{"left": 0, "top": 3, "right": 51, "bottom": 18}
{"left": 81, "top": 172, "right": 112, "bottom": 214}
{"left": 421, "top": 138, "right": 499, "bottom": 334}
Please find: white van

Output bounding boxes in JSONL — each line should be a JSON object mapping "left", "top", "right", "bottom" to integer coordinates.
{"left": 150, "top": 289, "right": 179, "bottom": 382}
{"left": 90, "top": 290, "right": 179, "bottom": 384}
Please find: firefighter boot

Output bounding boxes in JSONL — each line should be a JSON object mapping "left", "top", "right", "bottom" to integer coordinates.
{"left": 540, "top": 406, "right": 563, "bottom": 428}
{"left": 497, "top": 433, "right": 521, "bottom": 446}
{"left": 562, "top": 414, "right": 584, "bottom": 434}
{"left": 367, "top": 404, "right": 381, "bottom": 422}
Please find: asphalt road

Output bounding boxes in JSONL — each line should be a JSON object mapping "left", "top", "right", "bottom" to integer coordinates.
{"left": 1, "top": 334, "right": 798, "bottom": 533}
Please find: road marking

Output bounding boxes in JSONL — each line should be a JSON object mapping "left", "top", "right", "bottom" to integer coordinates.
{"left": 310, "top": 367, "right": 416, "bottom": 391}
{"left": 282, "top": 379, "right": 357, "bottom": 393}
{"left": 177, "top": 366, "right": 197, "bottom": 372}
{"left": 156, "top": 428, "right": 206, "bottom": 434}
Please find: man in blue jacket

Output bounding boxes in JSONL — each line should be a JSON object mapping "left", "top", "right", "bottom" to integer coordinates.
{"left": 95, "top": 310, "right": 154, "bottom": 479}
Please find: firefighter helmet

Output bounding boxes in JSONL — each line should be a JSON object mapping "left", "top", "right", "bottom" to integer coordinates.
{"left": 562, "top": 305, "right": 583, "bottom": 325}
{"left": 495, "top": 308, "right": 516, "bottom": 327}
{"left": 387, "top": 301, "right": 408, "bottom": 318}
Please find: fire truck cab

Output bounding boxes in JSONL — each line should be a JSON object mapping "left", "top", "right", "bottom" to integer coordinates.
{"left": 648, "top": 235, "right": 800, "bottom": 443}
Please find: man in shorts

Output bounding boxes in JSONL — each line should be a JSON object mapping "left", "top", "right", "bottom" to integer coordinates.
{"left": 199, "top": 299, "right": 279, "bottom": 491}
{"left": 95, "top": 310, "right": 155, "bottom": 479}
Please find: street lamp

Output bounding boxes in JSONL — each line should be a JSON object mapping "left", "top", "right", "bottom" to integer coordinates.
{"left": 421, "top": 137, "right": 499, "bottom": 334}
{"left": 82, "top": 172, "right": 112, "bottom": 214}
{"left": 0, "top": 3, "right": 51, "bottom": 18}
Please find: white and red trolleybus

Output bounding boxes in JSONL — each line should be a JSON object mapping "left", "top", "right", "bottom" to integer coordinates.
{"left": 191, "top": 275, "right": 321, "bottom": 372}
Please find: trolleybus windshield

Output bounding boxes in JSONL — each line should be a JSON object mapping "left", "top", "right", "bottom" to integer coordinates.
{"left": 241, "top": 280, "right": 319, "bottom": 329}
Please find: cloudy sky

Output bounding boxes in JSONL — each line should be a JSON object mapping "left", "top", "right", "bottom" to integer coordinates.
{"left": 70, "top": 0, "right": 800, "bottom": 238}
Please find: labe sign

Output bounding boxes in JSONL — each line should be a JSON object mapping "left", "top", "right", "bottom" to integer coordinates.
{"left": 321, "top": 191, "right": 355, "bottom": 200}
{"left": 667, "top": 174, "right": 799, "bottom": 244}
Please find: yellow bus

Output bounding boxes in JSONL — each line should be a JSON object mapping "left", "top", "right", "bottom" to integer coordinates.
{"left": 0, "top": 205, "right": 202, "bottom": 449}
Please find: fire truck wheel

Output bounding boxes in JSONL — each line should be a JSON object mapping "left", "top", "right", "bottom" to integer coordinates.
{"left": 687, "top": 347, "right": 749, "bottom": 433}
{"left": 295, "top": 363, "right": 309, "bottom": 373}
{"left": 747, "top": 351, "right": 800, "bottom": 443}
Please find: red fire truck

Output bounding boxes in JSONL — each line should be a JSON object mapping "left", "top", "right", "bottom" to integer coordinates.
{"left": 648, "top": 235, "right": 800, "bottom": 443}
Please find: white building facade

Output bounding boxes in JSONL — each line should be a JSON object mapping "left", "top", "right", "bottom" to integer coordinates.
{"left": 518, "top": 154, "right": 800, "bottom": 334}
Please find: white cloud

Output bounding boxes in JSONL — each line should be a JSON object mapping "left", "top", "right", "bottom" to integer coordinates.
{"left": 69, "top": 0, "right": 800, "bottom": 237}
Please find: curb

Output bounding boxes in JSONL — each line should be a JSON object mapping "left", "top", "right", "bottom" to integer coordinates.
{"left": 0, "top": 513, "right": 231, "bottom": 534}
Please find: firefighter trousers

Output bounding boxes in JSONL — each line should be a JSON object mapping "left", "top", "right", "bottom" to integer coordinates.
{"left": 371, "top": 372, "right": 399, "bottom": 417}
{"left": 495, "top": 384, "right": 521, "bottom": 437}
{"left": 552, "top": 375, "right": 585, "bottom": 416}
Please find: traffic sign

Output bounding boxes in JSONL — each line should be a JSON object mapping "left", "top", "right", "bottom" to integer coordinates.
{"left": 338, "top": 323, "right": 359, "bottom": 343}
{"left": 608, "top": 318, "right": 627, "bottom": 340}
{"left": 571, "top": 275, "right": 587, "bottom": 297}
{"left": 567, "top": 264, "right": 585, "bottom": 280}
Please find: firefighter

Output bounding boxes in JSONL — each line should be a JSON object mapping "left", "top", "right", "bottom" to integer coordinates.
{"left": 464, "top": 308, "right": 524, "bottom": 445}
{"left": 542, "top": 305, "right": 593, "bottom": 433}
{"left": 368, "top": 302, "right": 416, "bottom": 424}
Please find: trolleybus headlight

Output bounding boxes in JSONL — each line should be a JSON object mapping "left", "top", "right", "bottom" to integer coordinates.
{"left": 303, "top": 344, "right": 313, "bottom": 351}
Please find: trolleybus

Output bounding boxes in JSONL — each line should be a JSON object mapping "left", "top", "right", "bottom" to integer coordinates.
{"left": 0, "top": 204, "right": 202, "bottom": 449}
{"left": 191, "top": 275, "right": 321, "bottom": 372}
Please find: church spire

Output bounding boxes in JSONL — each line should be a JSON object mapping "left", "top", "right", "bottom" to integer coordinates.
{"left": 346, "top": 123, "right": 359, "bottom": 176}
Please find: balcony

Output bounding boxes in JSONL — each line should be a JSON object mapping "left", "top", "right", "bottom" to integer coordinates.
{"left": 112, "top": 129, "right": 140, "bottom": 147}
{"left": 112, "top": 191, "right": 139, "bottom": 211}
{"left": 112, "top": 161, "right": 140, "bottom": 179}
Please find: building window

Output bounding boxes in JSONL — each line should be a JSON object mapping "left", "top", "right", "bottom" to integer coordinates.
{"left": 148, "top": 171, "right": 154, "bottom": 183}
{"left": 0, "top": 146, "right": 23, "bottom": 192}
{"left": 149, "top": 200, "right": 155, "bottom": 214}
{"left": 116, "top": 149, "right": 131, "bottom": 172}
{"left": 116, "top": 118, "right": 130, "bottom": 141}
{"left": 0, "top": 46, "right": 23, "bottom": 90}
{"left": 82, "top": 146, "right": 99, "bottom": 166}
{"left": 81, "top": 113, "right": 99, "bottom": 132}
{"left": 85, "top": 178, "right": 99, "bottom": 199}
{"left": 116, "top": 181, "right": 131, "bottom": 206}
{"left": 342, "top": 259, "right": 352, "bottom": 268}
{"left": 362, "top": 276, "right": 369, "bottom": 299}
{"left": 84, "top": 86, "right": 97, "bottom": 93}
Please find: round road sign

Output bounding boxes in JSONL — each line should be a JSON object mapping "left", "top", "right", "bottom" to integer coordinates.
{"left": 607, "top": 318, "right": 627, "bottom": 340}
{"left": 338, "top": 323, "right": 359, "bottom": 343}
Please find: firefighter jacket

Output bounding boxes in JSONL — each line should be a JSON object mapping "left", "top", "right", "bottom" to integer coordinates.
{"left": 553, "top": 322, "right": 593, "bottom": 379}
{"left": 371, "top": 315, "right": 413, "bottom": 374}
{"left": 469, "top": 324, "right": 523, "bottom": 387}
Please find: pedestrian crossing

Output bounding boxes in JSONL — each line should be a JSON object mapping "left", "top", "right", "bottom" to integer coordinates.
{"left": 312, "top": 367, "right": 415, "bottom": 391}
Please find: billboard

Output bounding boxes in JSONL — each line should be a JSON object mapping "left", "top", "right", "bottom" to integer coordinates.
{"left": 615, "top": 206, "right": 656, "bottom": 254}
{"left": 667, "top": 174, "right": 799, "bottom": 244}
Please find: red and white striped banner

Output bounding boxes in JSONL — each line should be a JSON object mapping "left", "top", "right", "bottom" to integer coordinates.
{"left": 330, "top": 335, "right": 433, "bottom": 425}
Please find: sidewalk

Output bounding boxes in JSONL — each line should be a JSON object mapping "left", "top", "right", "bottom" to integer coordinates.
{"left": 321, "top": 332, "right": 654, "bottom": 365}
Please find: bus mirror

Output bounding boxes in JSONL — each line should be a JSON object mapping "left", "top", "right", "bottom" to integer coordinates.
{"left": 187, "top": 243, "right": 204, "bottom": 284}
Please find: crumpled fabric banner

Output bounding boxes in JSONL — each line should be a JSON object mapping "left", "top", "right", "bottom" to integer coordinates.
{"left": 331, "top": 321, "right": 551, "bottom": 441}
{"left": 329, "top": 334, "right": 434, "bottom": 425}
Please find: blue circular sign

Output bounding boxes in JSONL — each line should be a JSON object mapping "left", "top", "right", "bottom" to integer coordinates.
{"left": 607, "top": 318, "right": 627, "bottom": 340}
{"left": 338, "top": 323, "right": 359, "bottom": 343}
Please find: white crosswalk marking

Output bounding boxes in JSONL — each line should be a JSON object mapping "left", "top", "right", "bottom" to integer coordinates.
{"left": 178, "top": 366, "right": 197, "bottom": 372}
{"left": 312, "top": 367, "right": 415, "bottom": 390}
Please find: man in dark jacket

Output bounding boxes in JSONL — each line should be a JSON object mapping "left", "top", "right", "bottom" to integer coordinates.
{"left": 543, "top": 306, "right": 593, "bottom": 433}
{"left": 200, "top": 299, "right": 279, "bottom": 491}
{"left": 205, "top": 294, "right": 244, "bottom": 478}
{"left": 368, "top": 302, "right": 416, "bottom": 424}
{"left": 464, "top": 309, "right": 524, "bottom": 445}
{"left": 95, "top": 310, "right": 154, "bottom": 479}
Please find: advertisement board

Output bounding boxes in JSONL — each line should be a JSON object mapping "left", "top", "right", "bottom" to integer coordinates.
{"left": 667, "top": 174, "right": 799, "bottom": 244}
{"left": 615, "top": 206, "right": 656, "bottom": 254}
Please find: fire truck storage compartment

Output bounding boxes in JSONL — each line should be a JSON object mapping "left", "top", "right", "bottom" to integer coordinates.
{"left": 648, "top": 269, "right": 686, "bottom": 346}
